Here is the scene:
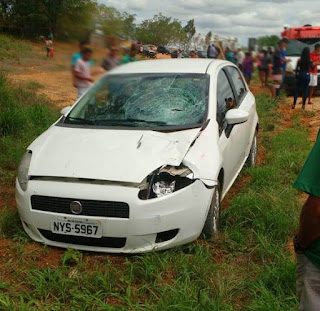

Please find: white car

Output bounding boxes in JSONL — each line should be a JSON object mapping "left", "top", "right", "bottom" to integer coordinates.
{"left": 16, "top": 59, "right": 258, "bottom": 253}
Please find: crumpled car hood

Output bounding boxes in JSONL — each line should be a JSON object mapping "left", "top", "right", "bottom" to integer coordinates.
{"left": 28, "top": 125, "right": 201, "bottom": 183}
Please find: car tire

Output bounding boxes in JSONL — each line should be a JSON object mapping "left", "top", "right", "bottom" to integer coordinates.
{"left": 246, "top": 132, "right": 258, "bottom": 167}
{"left": 202, "top": 184, "right": 221, "bottom": 240}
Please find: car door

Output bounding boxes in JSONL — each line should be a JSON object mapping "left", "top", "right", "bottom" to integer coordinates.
{"left": 225, "top": 66, "right": 255, "bottom": 158}
{"left": 216, "top": 69, "right": 244, "bottom": 192}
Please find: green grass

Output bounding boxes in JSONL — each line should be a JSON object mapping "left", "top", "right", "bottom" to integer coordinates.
{"left": 25, "top": 81, "right": 43, "bottom": 91}
{"left": 0, "top": 79, "right": 312, "bottom": 309}
{"left": 0, "top": 74, "right": 59, "bottom": 174}
{"left": 0, "top": 35, "right": 32, "bottom": 61}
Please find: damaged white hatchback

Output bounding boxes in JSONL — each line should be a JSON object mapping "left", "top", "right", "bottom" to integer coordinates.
{"left": 16, "top": 59, "right": 258, "bottom": 253}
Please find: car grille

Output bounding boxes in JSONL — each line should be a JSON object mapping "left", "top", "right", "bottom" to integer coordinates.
{"left": 31, "top": 195, "right": 129, "bottom": 218}
{"left": 39, "top": 229, "right": 126, "bottom": 248}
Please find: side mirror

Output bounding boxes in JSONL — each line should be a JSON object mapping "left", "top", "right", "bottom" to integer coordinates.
{"left": 225, "top": 109, "right": 249, "bottom": 125}
{"left": 60, "top": 106, "right": 71, "bottom": 116}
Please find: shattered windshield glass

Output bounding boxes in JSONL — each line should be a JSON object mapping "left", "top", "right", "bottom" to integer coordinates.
{"left": 63, "top": 73, "right": 209, "bottom": 130}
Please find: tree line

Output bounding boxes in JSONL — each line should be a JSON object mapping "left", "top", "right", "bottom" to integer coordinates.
{"left": 0, "top": 0, "right": 196, "bottom": 47}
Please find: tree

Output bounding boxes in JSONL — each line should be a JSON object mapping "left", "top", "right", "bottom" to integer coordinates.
{"left": 0, "top": 0, "right": 98, "bottom": 39}
{"left": 257, "top": 35, "right": 280, "bottom": 49}
{"left": 205, "top": 31, "right": 212, "bottom": 45}
{"left": 135, "top": 13, "right": 185, "bottom": 46}
{"left": 183, "top": 19, "right": 196, "bottom": 48}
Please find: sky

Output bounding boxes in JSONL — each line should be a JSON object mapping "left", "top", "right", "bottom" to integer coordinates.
{"left": 99, "top": 0, "right": 320, "bottom": 46}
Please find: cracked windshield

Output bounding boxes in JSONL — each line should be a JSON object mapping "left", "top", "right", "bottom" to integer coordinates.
{"left": 65, "top": 74, "right": 208, "bottom": 128}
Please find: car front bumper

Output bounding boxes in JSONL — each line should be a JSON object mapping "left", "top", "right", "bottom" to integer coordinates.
{"left": 16, "top": 179, "right": 213, "bottom": 253}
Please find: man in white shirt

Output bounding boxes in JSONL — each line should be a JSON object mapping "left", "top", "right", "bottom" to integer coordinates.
{"left": 73, "top": 48, "right": 94, "bottom": 98}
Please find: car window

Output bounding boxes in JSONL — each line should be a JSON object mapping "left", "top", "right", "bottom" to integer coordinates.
{"left": 216, "top": 70, "right": 236, "bottom": 135}
{"left": 226, "top": 66, "right": 247, "bottom": 105}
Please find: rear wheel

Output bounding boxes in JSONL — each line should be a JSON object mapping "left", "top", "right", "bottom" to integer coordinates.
{"left": 246, "top": 132, "right": 257, "bottom": 167}
{"left": 202, "top": 184, "right": 221, "bottom": 240}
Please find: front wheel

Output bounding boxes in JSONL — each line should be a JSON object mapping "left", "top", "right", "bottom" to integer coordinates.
{"left": 202, "top": 184, "right": 221, "bottom": 240}
{"left": 246, "top": 132, "right": 258, "bottom": 167}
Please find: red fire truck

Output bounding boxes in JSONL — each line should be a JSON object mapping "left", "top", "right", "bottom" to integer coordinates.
{"left": 281, "top": 25, "right": 320, "bottom": 93}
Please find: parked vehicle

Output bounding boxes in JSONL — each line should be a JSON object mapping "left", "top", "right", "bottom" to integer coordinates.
{"left": 171, "top": 50, "right": 178, "bottom": 58}
{"left": 16, "top": 59, "right": 258, "bottom": 253}
{"left": 143, "top": 45, "right": 157, "bottom": 58}
{"left": 157, "top": 46, "right": 170, "bottom": 54}
{"left": 171, "top": 50, "right": 189, "bottom": 58}
{"left": 167, "top": 45, "right": 178, "bottom": 53}
{"left": 281, "top": 25, "right": 320, "bottom": 93}
{"left": 197, "top": 51, "right": 207, "bottom": 58}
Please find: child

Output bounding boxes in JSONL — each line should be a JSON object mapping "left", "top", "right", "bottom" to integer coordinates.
{"left": 243, "top": 52, "right": 255, "bottom": 84}
{"left": 73, "top": 47, "right": 94, "bottom": 98}
{"left": 45, "top": 36, "right": 53, "bottom": 58}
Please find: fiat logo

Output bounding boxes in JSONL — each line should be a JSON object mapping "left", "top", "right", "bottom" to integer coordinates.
{"left": 70, "top": 201, "right": 82, "bottom": 214}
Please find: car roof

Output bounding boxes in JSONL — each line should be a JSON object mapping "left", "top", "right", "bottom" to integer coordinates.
{"left": 109, "top": 59, "right": 229, "bottom": 75}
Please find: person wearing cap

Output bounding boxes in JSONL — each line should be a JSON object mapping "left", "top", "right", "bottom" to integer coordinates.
{"left": 101, "top": 47, "right": 120, "bottom": 71}
{"left": 294, "top": 131, "right": 320, "bottom": 310}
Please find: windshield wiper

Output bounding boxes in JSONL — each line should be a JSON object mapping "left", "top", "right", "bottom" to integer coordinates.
{"left": 94, "top": 119, "right": 137, "bottom": 126}
{"left": 65, "top": 117, "right": 95, "bottom": 125}
{"left": 126, "top": 118, "right": 168, "bottom": 125}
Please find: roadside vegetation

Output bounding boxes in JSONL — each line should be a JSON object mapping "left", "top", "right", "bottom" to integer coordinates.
{"left": 0, "top": 74, "right": 59, "bottom": 184}
{"left": 0, "top": 60, "right": 311, "bottom": 310}
{"left": 0, "top": 35, "right": 32, "bottom": 62}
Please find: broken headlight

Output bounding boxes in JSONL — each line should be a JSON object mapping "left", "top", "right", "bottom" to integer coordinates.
{"left": 139, "top": 165, "right": 195, "bottom": 200}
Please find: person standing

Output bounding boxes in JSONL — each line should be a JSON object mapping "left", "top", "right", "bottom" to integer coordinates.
{"left": 101, "top": 47, "right": 120, "bottom": 71}
{"left": 207, "top": 44, "right": 216, "bottom": 59}
{"left": 44, "top": 36, "right": 53, "bottom": 58}
{"left": 121, "top": 45, "right": 138, "bottom": 64}
{"left": 307, "top": 44, "right": 320, "bottom": 105}
{"left": 292, "top": 47, "right": 313, "bottom": 109}
{"left": 280, "top": 38, "right": 289, "bottom": 71}
{"left": 73, "top": 48, "right": 94, "bottom": 98}
{"left": 242, "top": 52, "right": 255, "bottom": 85}
{"left": 236, "top": 48, "right": 245, "bottom": 72}
{"left": 258, "top": 50, "right": 271, "bottom": 87}
{"left": 226, "top": 48, "right": 237, "bottom": 64}
{"left": 71, "top": 41, "right": 93, "bottom": 68}
{"left": 190, "top": 50, "right": 199, "bottom": 58}
{"left": 272, "top": 40, "right": 288, "bottom": 98}
{"left": 293, "top": 131, "right": 320, "bottom": 311}
{"left": 71, "top": 41, "right": 93, "bottom": 88}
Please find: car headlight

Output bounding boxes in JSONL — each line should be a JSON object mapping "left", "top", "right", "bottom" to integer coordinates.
{"left": 17, "top": 151, "right": 32, "bottom": 191}
{"left": 139, "top": 165, "right": 195, "bottom": 200}
{"left": 152, "top": 180, "right": 176, "bottom": 198}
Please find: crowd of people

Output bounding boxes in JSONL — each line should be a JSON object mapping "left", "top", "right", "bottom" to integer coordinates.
{"left": 292, "top": 43, "right": 320, "bottom": 109}
{"left": 213, "top": 38, "right": 319, "bottom": 111}
{"left": 205, "top": 43, "right": 273, "bottom": 87}
{"left": 69, "top": 38, "right": 320, "bottom": 108}
{"left": 71, "top": 42, "right": 138, "bottom": 98}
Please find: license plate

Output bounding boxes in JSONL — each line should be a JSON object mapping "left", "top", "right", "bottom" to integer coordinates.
{"left": 51, "top": 216, "right": 102, "bottom": 238}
